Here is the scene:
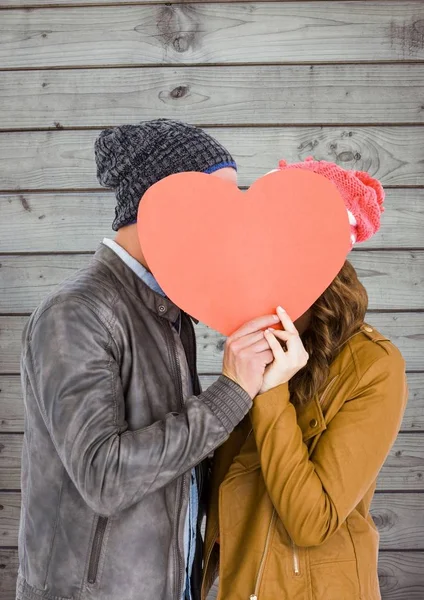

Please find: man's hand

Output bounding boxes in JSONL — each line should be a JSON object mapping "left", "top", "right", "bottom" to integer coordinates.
{"left": 222, "top": 314, "right": 279, "bottom": 399}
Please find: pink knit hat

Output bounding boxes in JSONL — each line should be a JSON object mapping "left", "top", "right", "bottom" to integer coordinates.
{"left": 271, "top": 157, "right": 385, "bottom": 246}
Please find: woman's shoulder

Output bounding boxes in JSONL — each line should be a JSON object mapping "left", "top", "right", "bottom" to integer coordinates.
{"left": 345, "top": 323, "right": 405, "bottom": 383}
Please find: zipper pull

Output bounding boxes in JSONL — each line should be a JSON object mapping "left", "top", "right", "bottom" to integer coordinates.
{"left": 292, "top": 540, "right": 300, "bottom": 576}
{"left": 250, "top": 595, "right": 258, "bottom": 600}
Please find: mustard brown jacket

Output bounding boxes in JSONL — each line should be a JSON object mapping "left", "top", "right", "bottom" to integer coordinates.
{"left": 202, "top": 325, "right": 408, "bottom": 600}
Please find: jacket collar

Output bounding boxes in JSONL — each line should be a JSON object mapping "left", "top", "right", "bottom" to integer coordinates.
{"left": 93, "top": 243, "right": 181, "bottom": 324}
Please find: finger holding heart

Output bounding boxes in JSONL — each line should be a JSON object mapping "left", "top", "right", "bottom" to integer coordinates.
{"left": 259, "top": 307, "right": 309, "bottom": 394}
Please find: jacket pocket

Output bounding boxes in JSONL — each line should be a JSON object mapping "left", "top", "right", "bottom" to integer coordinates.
{"left": 308, "top": 522, "right": 356, "bottom": 566}
{"left": 310, "top": 560, "right": 361, "bottom": 599}
{"left": 87, "top": 516, "right": 108, "bottom": 584}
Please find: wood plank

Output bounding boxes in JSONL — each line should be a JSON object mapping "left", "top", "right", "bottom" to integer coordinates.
{"left": 1, "top": 313, "right": 424, "bottom": 375}
{"left": 0, "top": 318, "right": 27, "bottom": 374}
{"left": 208, "top": 553, "right": 424, "bottom": 600}
{"left": 1, "top": 3, "right": 423, "bottom": 68}
{"left": 0, "top": 0, "right": 380, "bottom": 6}
{"left": 0, "top": 491, "right": 422, "bottom": 549}
{"left": 371, "top": 493, "right": 424, "bottom": 550}
{"left": 1, "top": 432, "right": 424, "bottom": 491}
{"left": 0, "top": 252, "right": 423, "bottom": 313}
{"left": 1, "top": 127, "right": 423, "bottom": 191}
{"left": 0, "top": 193, "right": 115, "bottom": 252}
{"left": 1, "top": 189, "right": 422, "bottom": 253}
{"left": 367, "top": 190, "right": 424, "bottom": 250}
{"left": 0, "top": 377, "right": 23, "bottom": 433}
{"left": 0, "top": 255, "right": 91, "bottom": 313}
{"left": 0, "top": 435, "right": 23, "bottom": 490}
{"left": 2, "top": 65, "right": 424, "bottom": 129}
{"left": 0, "top": 549, "right": 18, "bottom": 600}
{"left": 2, "top": 372, "right": 424, "bottom": 433}
{"left": 351, "top": 252, "right": 424, "bottom": 309}
{"left": 0, "top": 493, "right": 21, "bottom": 546}
{"left": 378, "top": 552, "right": 424, "bottom": 600}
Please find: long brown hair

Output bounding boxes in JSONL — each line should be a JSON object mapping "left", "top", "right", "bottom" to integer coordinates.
{"left": 289, "top": 260, "right": 368, "bottom": 407}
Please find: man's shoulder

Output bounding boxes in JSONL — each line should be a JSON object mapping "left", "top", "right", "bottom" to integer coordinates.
{"left": 29, "top": 256, "right": 120, "bottom": 332}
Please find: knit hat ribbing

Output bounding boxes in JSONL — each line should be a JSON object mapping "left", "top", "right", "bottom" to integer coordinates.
{"left": 95, "top": 119, "right": 237, "bottom": 231}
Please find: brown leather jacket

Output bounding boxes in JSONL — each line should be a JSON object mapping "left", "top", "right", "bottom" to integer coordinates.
{"left": 202, "top": 325, "right": 408, "bottom": 600}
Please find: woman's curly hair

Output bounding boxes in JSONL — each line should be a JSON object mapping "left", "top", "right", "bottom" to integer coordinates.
{"left": 289, "top": 260, "right": 368, "bottom": 407}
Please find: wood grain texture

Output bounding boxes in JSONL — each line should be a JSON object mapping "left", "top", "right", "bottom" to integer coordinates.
{"left": 0, "top": 252, "right": 423, "bottom": 312}
{"left": 207, "top": 552, "right": 424, "bottom": 600}
{"left": 0, "top": 491, "right": 422, "bottom": 548}
{"left": 0, "top": 435, "right": 22, "bottom": 490}
{"left": 1, "top": 313, "right": 424, "bottom": 375}
{"left": 371, "top": 493, "right": 424, "bottom": 550}
{"left": 0, "top": 493, "right": 21, "bottom": 546}
{"left": 2, "top": 65, "right": 424, "bottom": 128}
{"left": 1, "top": 189, "right": 423, "bottom": 252}
{"left": 1, "top": 370, "right": 423, "bottom": 432}
{"left": 1, "top": 127, "right": 424, "bottom": 191}
{"left": 0, "top": 0, "right": 383, "bottom": 6}
{"left": 0, "top": 377, "right": 23, "bottom": 433}
{"left": 1, "top": 432, "right": 423, "bottom": 490}
{"left": 1, "top": 3, "right": 423, "bottom": 68}
{"left": 0, "top": 318, "right": 27, "bottom": 374}
{"left": 0, "top": 193, "right": 115, "bottom": 252}
{"left": 377, "top": 552, "right": 424, "bottom": 600}
{"left": 0, "top": 549, "right": 18, "bottom": 600}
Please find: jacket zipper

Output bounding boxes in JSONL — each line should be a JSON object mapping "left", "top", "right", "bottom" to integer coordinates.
{"left": 230, "top": 376, "right": 341, "bottom": 598}
{"left": 87, "top": 515, "right": 108, "bottom": 584}
{"left": 250, "top": 509, "right": 277, "bottom": 599}
{"left": 184, "top": 314, "right": 204, "bottom": 497}
{"left": 286, "top": 377, "right": 339, "bottom": 581}
{"left": 250, "top": 370, "right": 338, "bottom": 597}
{"left": 161, "top": 319, "right": 186, "bottom": 600}
{"left": 291, "top": 539, "right": 300, "bottom": 576}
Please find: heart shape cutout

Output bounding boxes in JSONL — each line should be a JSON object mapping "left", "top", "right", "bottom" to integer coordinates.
{"left": 137, "top": 169, "right": 351, "bottom": 336}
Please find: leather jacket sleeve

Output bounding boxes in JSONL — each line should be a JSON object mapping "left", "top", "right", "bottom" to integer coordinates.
{"left": 23, "top": 298, "right": 251, "bottom": 517}
{"left": 250, "top": 345, "right": 408, "bottom": 547}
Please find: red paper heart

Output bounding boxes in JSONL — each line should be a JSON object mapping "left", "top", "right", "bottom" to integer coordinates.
{"left": 137, "top": 169, "right": 351, "bottom": 336}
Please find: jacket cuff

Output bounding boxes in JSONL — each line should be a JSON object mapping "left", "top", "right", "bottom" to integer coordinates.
{"left": 202, "top": 375, "right": 252, "bottom": 433}
{"left": 253, "top": 382, "right": 290, "bottom": 411}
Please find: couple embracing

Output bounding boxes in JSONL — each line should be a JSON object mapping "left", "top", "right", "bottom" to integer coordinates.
{"left": 17, "top": 119, "right": 407, "bottom": 600}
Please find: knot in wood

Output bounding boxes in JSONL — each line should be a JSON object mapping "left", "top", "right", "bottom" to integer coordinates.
{"left": 371, "top": 509, "right": 395, "bottom": 530}
{"left": 337, "top": 151, "right": 355, "bottom": 162}
{"left": 173, "top": 36, "right": 190, "bottom": 53}
{"left": 170, "top": 85, "right": 189, "bottom": 99}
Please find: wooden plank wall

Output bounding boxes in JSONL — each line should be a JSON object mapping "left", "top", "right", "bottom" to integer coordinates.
{"left": 0, "top": 1, "right": 423, "bottom": 598}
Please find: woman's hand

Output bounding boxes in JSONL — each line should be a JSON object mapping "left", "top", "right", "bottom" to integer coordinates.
{"left": 259, "top": 306, "right": 309, "bottom": 394}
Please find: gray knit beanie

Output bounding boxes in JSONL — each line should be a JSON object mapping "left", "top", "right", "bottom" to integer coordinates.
{"left": 95, "top": 118, "right": 237, "bottom": 231}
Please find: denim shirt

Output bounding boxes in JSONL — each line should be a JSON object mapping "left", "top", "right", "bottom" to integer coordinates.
{"left": 102, "top": 239, "right": 198, "bottom": 600}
